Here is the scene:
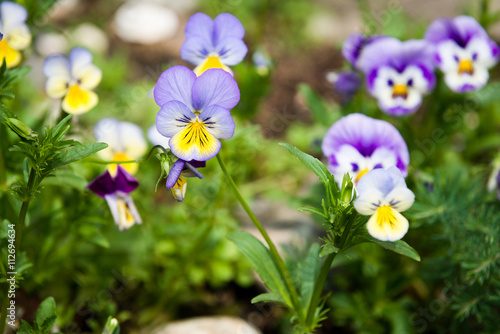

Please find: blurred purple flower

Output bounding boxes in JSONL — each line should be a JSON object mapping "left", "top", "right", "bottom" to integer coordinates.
{"left": 154, "top": 65, "right": 239, "bottom": 162}
{"left": 425, "top": 15, "right": 499, "bottom": 92}
{"left": 87, "top": 166, "right": 142, "bottom": 231}
{"left": 342, "top": 33, "right": 387, "bottom": 67}
{"left": 181, "top": 13, "right": 248, "bottom": 76}
{"left": 354, "top": 167, "right": 415, "bottom": 241}
{"left": 356, "top": 37, "right": 436, "bottom": 116}
{"left": 165, "top": 159, "right": 206, "bottom": 202}
{"left": 322, "top": 113, "right": 409, "bottom": 184}
{"left": 328, "top": 70, "right": 362, "bottom": 100}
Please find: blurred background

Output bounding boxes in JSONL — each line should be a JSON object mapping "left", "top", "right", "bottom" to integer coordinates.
{"left": 3, "top": 0, "right": 500, "bottom": 333}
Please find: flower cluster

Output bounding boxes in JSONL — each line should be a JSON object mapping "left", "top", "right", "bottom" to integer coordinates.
{"left": 340, "top": 15, "right": 499, "bottom": 116}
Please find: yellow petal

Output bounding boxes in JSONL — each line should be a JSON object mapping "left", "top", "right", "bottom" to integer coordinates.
{"left": 0, "top": 39, "right": 22, "bottom": 68}
{"left": 61, "top": 84, "right": 98, "bottom": 114}
{"left": 169, "top": 119, "right": 220, "bottom": 161}
{"left": 117, "top": 198, "right": 138, "bottom": 230}
{"left": 171, "top": 175, "right": 187, "bottom": 202}
{"left": 193, "top": 56, "right": 232, "bottom": 76}
{"left": 366, "top": 205, "right": 409, "bottom": 241}
{"left": 107, "top": 152, "right": 138, "bottom": 176}
{"left": 458, "top": 59, "right": 473, "bottom": 75}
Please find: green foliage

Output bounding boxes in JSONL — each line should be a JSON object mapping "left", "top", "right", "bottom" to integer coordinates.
{"left": 18, "top": 297, "right": 60, "bottom": 334}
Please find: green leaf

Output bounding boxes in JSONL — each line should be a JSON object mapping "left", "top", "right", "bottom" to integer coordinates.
{"left": 251, "top": 293, "right": 286, "bottom": 304}
{"left": 42, "top": 172, "right": 88, "bottom": 190}
{"left": 36, "top": 297, "right": 56, "bottom": 325}
{"left": 357, "top": 233, "right": 421, "bottom": 261}
{"left": 298, "top": 84, "right": 337, "bottom": 125}
{"left": 41, "top": 315, "right": 57, "bottom": 333}
{"left": 228, "top": 231, "right": 292, "bottom": 307}
{"left": 48, "top": 115, "right": 72, "bottom": 141}
{"left": 300, "top": 243, "right": 321, "bottom": 310}
{"left": 18, "top": 320, "right": 35, "bottom": 334}
{"left": 319, "top": 243, "right": 339, "bottom": 257}
{"left": 50, "top": 142, "right": 108, "bottom": 169}
{"left": 0, "top": 219, "right": 11, "bottom": 239}
{"left": 297, "top": 206, "right": 326, "bottom": 218}
{"left": 279, "top": 142, "right": 330, "bottom": 185}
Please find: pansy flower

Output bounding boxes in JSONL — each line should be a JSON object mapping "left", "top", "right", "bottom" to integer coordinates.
{"left": 425, "top": 16, "right": 499, "bottom": 92}
{"left": 87, "top": 165, "right": 142, "bottom": 231}
{"left": 326, "top": 70, "right": 362, "bottom": 101}
{"left": 322, "top": 113, "right": 409, "bottom": 184}
{"left": 154, "top": 65, "right": 239, "bottom": 162}
{"left": 354, "top": 167, "right": 415, "bottom": 241}
{"left": 342, "top": 33, "right": 386, "bottom": 67}
{"left": 94, "top": 118, "right": 147, "bottom": 176}
{"left": 0, "top": 1, "right": 32, "bottom": 68}
{"left": 43, "top": 47, "right": 102, "bottom": 114}
{"left": 165, "top": 159, "right": 205, "bottom": 202}
{"left": 180, "top": 13, "right": 247, "bottom": 76}
{"left": 357, "top": 37, "right": 435, "bottom": 116}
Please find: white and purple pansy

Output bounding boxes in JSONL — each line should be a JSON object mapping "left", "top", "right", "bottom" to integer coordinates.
{"left": 181, "top": 12, "right": 248, "bottom": 76}
{"left": 425, "top": 15, "right": 499, "bottom": 92}
{"left": 165, "top": 159, "right": 206, "bottom": 202}
{"left": 342, "top": 33, "right": 387, "bottom": 67}
{"left": 154, "top": 65, "right": 239, "bottom": 162}
{"left": 0, "top": 1, "right": 32, "bottom": 68}
{"left": 357, "top": 37, "right": 436, "bottom": 116}
{"left": 354, "top": 167, "right": 415, "bottom": 242}
{"left": 321, "top": 113, "right": 409, "bottom": 184}
{"left": 43, "top": 47, "right": 102, "bottom": 114}
{"left": 87, "top": 166, "right": 142, "bottom": 231}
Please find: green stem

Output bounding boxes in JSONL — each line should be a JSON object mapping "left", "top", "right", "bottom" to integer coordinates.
{"left": 15, "top": 169, "right": 36, "bottom": 253}
{"left": 0, "top": 124, "right": 7, "bottom": 187}
{"left": 305, "top": 212, "right": 357, "bottom": 327}
{"left": 216, "top": 154, "right": 305, "bottom": 321}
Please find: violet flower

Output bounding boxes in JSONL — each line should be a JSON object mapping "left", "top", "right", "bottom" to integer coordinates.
{"left": 425, "top": 15, "right": 499, "bottom": 92}
{"left": 322, "top": 113, "right": 409, "bottom": 184}
{"left": 357, "top": 37, "right": 436, "bottom": 116}
{"left": 87, "top": 166, "right": 142, "bottom": 231}
{"left": 165, "top": 159, "right": 206, "bottom": 202}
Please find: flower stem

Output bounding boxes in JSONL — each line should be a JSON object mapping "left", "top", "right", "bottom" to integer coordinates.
{"left": 15, "top": 169, "right": 36, "bottom": 252}
{"left": 216, "top": 154, "right": 305, "bottom": 321}
{"left": 305, "top": 211, "right": 357, "bottom": 327}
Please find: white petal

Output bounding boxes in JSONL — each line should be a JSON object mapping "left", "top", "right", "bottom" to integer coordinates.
{"left": 5, "top": 24, "right": 31, "bottom": 50}
{"left": 0, "top": 1, "right": 28, "bottom": 34}
{"left": 385, "top": 186, "right": 415, "bottom": 212}
{"left": 466, "top": 37, "right": 498, "bottom": 69}
{"left": 354, "top": 188, "right": 384, "bottom": 215}
{"left": 117, "top": 121, "right": 147, "bottom": 159}
{"left": 368, "top": 147, "right": 397, "bottom": 170}
{"left": 147, "top": 125, "right": 170, "bottom": 148}
{"left": 74, "top": 63, "right": 102, "bottom": 90}
{"left": 45, "top": 75, "right": 69, "bottom": 98}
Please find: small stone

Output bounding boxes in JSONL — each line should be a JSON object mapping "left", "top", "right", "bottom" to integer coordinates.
{"left": 149, "top": 316, "right": 261, "bottom": 334}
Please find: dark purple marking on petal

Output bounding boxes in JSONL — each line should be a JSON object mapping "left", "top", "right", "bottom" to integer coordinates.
{"left": 351, "top": 163, "right": 359, "bottom": 172}
{"left": 87, "top": 170, "right": 115, "bottom": 198}
{"left": 114, "top": 166, "right": 140, "bottom": 194}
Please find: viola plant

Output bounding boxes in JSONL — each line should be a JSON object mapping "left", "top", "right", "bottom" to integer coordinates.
{"left": 94, "top": 117, "right": 148, "bottom": 176}
{"left": 321, "top": 113, "right": 409, "bottom": 184}
{"left": 0, "top": 1, "right": 31, "bottom": 68}
{"left": 87, "top": 165, "right": 142, "bottom": 231}
{"left": 165, "top": 159, "right": 205, "bottom": 202}
{"left": 425, "top": 15, "right": 500, "bottom": 92}
{"left": 43, "top": 47, "right": 102, "bottom": 114}
{"left": 356, "top": 37, "right": 436, "bottom": 116}
{"left": 181, "top": 12, "right": 248, "bottom": 76}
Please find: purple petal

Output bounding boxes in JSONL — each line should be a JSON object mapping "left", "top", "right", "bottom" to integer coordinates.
{"left": 425, "top": 16, "right": 488, "bottom": 48}
{"left": 199, "top": 105, "right": 236, "bottom": 139}
{"left": 185, "top": 12, "right": 214, "bottom": 43}
{"left": 156, "top": 100, "right": 196, "bottom": 138}
{"left": 43, "top": 54, "right": 70, "bottom": 77}
{"left": 188, "top": 160, "right": 206, "bottom": 169}
{"left": 181, "top": 36, "right": 213, "bottom": 65}
{"left": 342, "top": 33, "right": 366, "bottom": 65}
{"left": 321, "top": 113, "right": 409, "bottom": 177}
{"left": 356, "top": 166, "right": 406, "bottom": 196}
{"left": 154, "top": 65, "right": 196, "bottom": 108}
{"left": 192, "top": 68, "right": 240, "bottom": 111}
{"left": 213, "top": 13, "right": 245, "bottom": 46}
{"left": 114, "top": 166, "right": 139, "bottom": 194}
{"left": 215, "top": 37, "right": 248, "bottom": 66}
{"left": 333, "top": 71, "right": 362, "bottom": 96}
{"left": 69, "top": 47, "right": 93, "bottom": 75}
{"left": 87, "top": 170, "right": 116, "bottom": 198}
{"left": 166, "top": 159, "right": 185, "bottom": 189}
{"left": 0, "top": 1, "right": 28, "bottom": 32}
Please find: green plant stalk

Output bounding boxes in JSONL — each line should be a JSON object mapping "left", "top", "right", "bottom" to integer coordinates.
{"left": 305, "top": 212, "right": 357, "bottom": 327}
{"left": 216, "top": 154, "right": 305, "bottom": 322}
{"left": 0, "top": 124, "right": 7, "bottom": 187}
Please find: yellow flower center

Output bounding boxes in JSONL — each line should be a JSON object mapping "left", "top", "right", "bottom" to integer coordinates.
{"left": 179, "top": 120, "right": 212, "bottom": 150}
{"left": 108, "top": 152, "right": 138, "bottom": 176}
{"left": 66, "top": 84, "right": 91, "bottom": 109}
{"left": 196, "top": 56, "right": 225, "bottom": 75}
{"left": 356, "top": 169, "right": 369, "bottom": 183}
{"left": 0, "top": 39, "right": 22, "bottom": 68}
{"left": 458, "top": 59, "right": 473, "bottom": 75}
{"left": 392, "top": 84, "right": 408, "bottom": 99}
{"left": 376, "top": 205, "right": 398, "bottom": 228}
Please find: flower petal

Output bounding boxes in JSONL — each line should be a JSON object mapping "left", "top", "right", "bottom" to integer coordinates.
{"left": 199, "top": 105, "right": 235, "bottom": 139}
{"left": 116, "top": 195, "right": 142, "bottom": 230}
{"left": 45, "top": 75, "right": 70, "bottom": 99}
{"left": 69, "top": 47, "right": 93, "bottom": 76}
{"left": 184, "top": 12, "right": 214, "bottom": 42}
{"left": 215, "top": 37, "right": 248, "bottom": 66}
{"left": 156, "top": 100, "right": 196, "bottom": 138}
{"left": 87, "top": 170, "right": 116, "bottom": 198}
{"left": 192, "top": 68, "right": 240, "bottom": 111}
{"left": 61, "top": 85, "right": 98, "bottom": 114}
{"left": 6, "top": 24, "right": 30, "bottom": 50}
{"left": 171, "top": 175, "right": 188, "bottom": 202}
{"left": 169, "top": 122, "right": 221, "bottom": 161}
{"left": 114, "top": 165, "right": 140, "bottom": 194}
{"left": 147, "top": 124, "right": 170, "bottom": 148}
{"left": 0, "top": 39, "right": 21, "bottom": 67}
{"left": 43, "top": 54, "right": 70, "bottom": 78}
{"left": 353, "top": 188, "right": 385, "bottom": 215}
{"left": 180, "top": 36, "right": 213, "bottom": 66}
{"left": 213, "top": 13, "right": 245, "bottom": 45}
{"left": 94, "top": 117, "right": 121, "bottom": 156}
{"left": 166, "top": 159, "right": 185, "bottom": 189}
{"left": 385, "top": 186, "right": 415, "bottom": 212}
{"left": 0, "top": 1, "right": 28, "bottom": 33}
{"left": 366, "top": 206, "right": 409, "bottom": 241}
{"left": 154, "top": 65, "right": 196, "bottom": 108}
{"left": 117, "top": 121, "right": 147, "bottom": 159}
{"left": 74, "top": 64, "right": 102, "bottom": 90}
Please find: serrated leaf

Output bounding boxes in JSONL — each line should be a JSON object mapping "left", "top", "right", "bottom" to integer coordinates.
{"left": 228, "top": 231, "right": 292, "bottom": 307}
{"left": 36, "top": 297, "right": 56, "bottom": 325}
{"left": 357, "top": 233, "right": 420, "bottom": 261}
{"left": 50, "top": 142, "right": 107, "bottom": 169}
{"left": 297, "top": 206, "right": 327, "bottom": 218}
{"left": 279, "top": 143, "right": 330, "bottom": 185}
{"left": 41, "top": 315, "right": 57, "bottom": 333}
{"left": 319, "top": 243, "right": 339, "bottom": 257}
{"left": 252, "top": 293, "right": 286, "bottom": 304}
{"left": 18, "top": 320, "right": 35, "bottom": 334}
